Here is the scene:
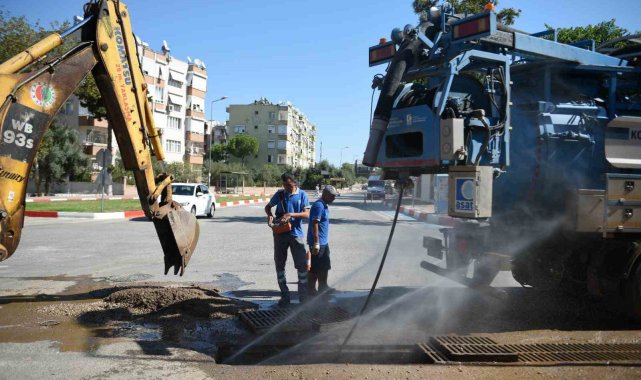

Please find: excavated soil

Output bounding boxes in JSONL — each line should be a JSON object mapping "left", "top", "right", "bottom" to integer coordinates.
{"left": 1, "top": 283, "right": 258, "bottom": 352}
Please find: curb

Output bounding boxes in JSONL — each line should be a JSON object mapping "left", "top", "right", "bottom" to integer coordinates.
{"left": 25, "top": 194, "right": 267, "bottom": 203}
{"left": 26, "top": 196, "right": 138, "bottom": 203}
{"left": 382, "top": 199, "right": 457, "bottom": 226}
{"left": 216, "top": 197, "right": 269, "bottom": 208}
{"left": 24, "top": 210, "right": 145, "bottom": 219}
{"left": 24, "top": 198, "right": 270, "bottom": 219}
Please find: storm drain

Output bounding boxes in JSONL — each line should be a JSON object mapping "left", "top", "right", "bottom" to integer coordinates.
{"left": 430, "top": 336, "right": 518, "bottom": 362}
{"left": 420, "top": 336, "right": 641, "bottom": 365}
{"left": 239, "top": 306, "right": 351, "bottom": 333}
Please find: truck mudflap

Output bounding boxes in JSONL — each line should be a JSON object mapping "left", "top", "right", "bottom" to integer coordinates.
{"left": 149, "top": 174, "right": 199, "bottom": 276}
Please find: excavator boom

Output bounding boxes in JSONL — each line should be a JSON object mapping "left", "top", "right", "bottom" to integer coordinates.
{"left": 0, "top": 0, "right": 199, "bottom": 275}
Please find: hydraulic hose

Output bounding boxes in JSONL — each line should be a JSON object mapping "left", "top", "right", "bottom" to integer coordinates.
{"left": 340, "top": 186, "right": 405, "bottom": 349}
{"left": 362, "top": 39, "right": 423, "bottom": 166}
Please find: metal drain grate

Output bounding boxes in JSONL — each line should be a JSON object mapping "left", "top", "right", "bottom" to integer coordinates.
{"left": 239, "top": 306, "right": 351, "bottom": 333}
{"left": 420, "top": 336, "right": 641, "bottom": 365}
{"left": 430, "top": 336, "right": 518, "bottom": 362}
{"left": 417, "top": 342, "right": 449, "bottom": 364}
{"left": 504, "top": 343, "right": 641, "bottom": 364}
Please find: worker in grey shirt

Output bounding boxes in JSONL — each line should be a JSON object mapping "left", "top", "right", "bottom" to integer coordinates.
{"left": 265, "top": 173, "right": 311, "bottom": 306}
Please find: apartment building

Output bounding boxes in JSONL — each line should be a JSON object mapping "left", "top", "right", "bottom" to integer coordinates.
{"left": 137, "top": 39, "right": 207, "bottom": 170}
{"left": 204, "top": 120, "right": 228, "bottom": 160}
{"left": 227, "top": 98, "right": 316, "bottom": 169}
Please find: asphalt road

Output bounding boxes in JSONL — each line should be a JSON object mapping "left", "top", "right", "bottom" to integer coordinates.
{"left": 1, "top": 191, "right": 640, "bottom": 379}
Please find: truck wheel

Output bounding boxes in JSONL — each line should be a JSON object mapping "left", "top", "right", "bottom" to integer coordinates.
{"left": 207, "top": 203, "right": 215, "bottom": 218}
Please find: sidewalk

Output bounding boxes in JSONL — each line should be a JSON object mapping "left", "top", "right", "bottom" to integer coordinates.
{"left": 382, "top": 197, "right": 457, "bottom": 226}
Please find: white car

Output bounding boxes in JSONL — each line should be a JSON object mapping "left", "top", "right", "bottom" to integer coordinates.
{"left": 171, "top": 183, "right": 216, "bottom": 218}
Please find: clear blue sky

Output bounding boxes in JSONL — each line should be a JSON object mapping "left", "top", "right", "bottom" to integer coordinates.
{"left": 2, "top": 0, "right": 639, "bottom": 165}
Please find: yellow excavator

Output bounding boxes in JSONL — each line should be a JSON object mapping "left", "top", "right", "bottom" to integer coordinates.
{"left": 0, "top": 0, "right": 199, "bottom": 275}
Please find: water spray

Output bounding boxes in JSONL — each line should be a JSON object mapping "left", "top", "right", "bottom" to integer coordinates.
{"left": 339, "top": 182, "right": 406, "bottom": 350}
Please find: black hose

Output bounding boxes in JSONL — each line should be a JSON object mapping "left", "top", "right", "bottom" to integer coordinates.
{"left": 339, "top": 186, "right": 405, "bottom": 349}
{"left": 363, "top": 39, "right": 423, "bottom": 166}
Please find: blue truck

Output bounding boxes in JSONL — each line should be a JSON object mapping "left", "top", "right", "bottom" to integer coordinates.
{"left": 364, "top": 2, "right": 641, "bottom": 318}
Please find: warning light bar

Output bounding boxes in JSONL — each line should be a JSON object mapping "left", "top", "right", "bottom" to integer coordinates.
{"left": 451, "top": 12, "right": 496, "bottom": 43}
{"left": 369, "top": 41, "right": 397, "bottom": 67}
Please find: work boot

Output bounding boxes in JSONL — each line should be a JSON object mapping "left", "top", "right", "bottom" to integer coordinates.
{"left": 277, "top": 293, "right": 290, "bottom": 307}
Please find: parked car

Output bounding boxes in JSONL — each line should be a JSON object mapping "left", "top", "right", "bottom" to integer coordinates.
{"left": 171, "top": 183, "right": 216, "bottom": 218}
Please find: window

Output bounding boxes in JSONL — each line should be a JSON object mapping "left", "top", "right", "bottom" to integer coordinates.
{"left": 267, "top": 140, "right": 275, "bottom": 149}
{"left": 234, "top": 125, "right": 246, "bottom": 134}
{"left": 269, "top": 112, "right": 276, "bottom": 120}
{"left": 167, "top": 116, "right": 181, "bottom": 129}
{"left": 168, "top": 70, "right": 183, "bottom": 88}
{"left": 278, "top": 154, "right": 286, "bottom": 164}
{"left": 267, "top": 155, "right": 273, "bottom": 163}
{"left": 277, "top": 140, "right": 287, "bottom": 150}
{"left": 254, "top": 125, "right": 258, "bottom": 129}
{"left": 268, "top": 125, "right": 275, "bottom": 134}
{"left": 277, "top": 125, "right": 287, "bottom": 135}
{"left": 254, "top": 110, "right": 259, "bottom": 115}
{"left": 165, "top": 139, "right": 182, "bottom": 153}
{"left": 168, "top": 102, "right": 181, "bottom": 112}
{"left": 154, "top": 87, "right": 164, "bottom": 102}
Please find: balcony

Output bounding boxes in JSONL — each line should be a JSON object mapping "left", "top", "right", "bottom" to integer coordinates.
{"left": 79, "top": 116, "right": 108, "bottom": 128}
{"left": 186, "top": 87, "right": 205, "bottom": 98}
{"left": 186, "top": 109, "right": 205, "bottom": 120}
{"left": 185, "top": 132, "right": 204, "bottom": 143}
{"left": 184, "top": 154, "right": 204, "bottom": 165}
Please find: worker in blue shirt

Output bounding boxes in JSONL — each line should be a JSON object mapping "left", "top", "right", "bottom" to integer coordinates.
{"left": 264, "top": 173, "right": 310, "bottom": 306}
{"left": 307, "top": 185, "right": 338, "bottom": 296}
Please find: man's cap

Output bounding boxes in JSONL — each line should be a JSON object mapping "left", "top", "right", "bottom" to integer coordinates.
{"left": 323, "top": 185, "right": 339, "bottom": 196}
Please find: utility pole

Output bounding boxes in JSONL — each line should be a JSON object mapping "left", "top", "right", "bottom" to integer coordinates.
{"left": 320, "top": 141, "right": 323, "bottom": 162}
{"left": 208, "top": 96, "right": 228, "bottom": 187}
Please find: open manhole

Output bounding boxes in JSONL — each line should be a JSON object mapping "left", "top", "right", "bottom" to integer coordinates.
{"left": 239, "top": 305, "right": 351, "bottom": 334}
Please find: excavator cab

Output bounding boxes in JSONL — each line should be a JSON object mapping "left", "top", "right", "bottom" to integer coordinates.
{"left": 0, "top": 0, "right": 199, "bottom": 275}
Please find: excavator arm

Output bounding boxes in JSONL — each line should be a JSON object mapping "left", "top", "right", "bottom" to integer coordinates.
{"left": 0, "top": 0, "right": 199, "bottom": 275}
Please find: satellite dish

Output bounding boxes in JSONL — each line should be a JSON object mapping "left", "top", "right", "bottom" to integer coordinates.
{"left": 162, "top": 40, "right": 171, "bottom": 52}
{"left": 187, "top": 56, "right": 192, "bottom": 63}
{"left": 134, "top": 35, "right": 141, "bottom": 45}
{"left": 201, "top": 62, "right": 206, "bottom": 69}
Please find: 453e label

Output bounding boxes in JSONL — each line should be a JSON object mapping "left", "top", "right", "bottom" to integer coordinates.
{"left": 0, "top": 103, "right": 48, "bottom": 162}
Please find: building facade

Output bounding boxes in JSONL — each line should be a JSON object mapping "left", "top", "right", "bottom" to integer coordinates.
{"left": 226, "top": 98, "right": 316, "bottom": 169}
{"left": 137, "top": 40, "right": 208, "bottom": 171}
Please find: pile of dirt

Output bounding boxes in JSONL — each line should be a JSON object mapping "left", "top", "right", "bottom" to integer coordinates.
{"left": 103, "top": 285, "right": 257, "bottom": 319}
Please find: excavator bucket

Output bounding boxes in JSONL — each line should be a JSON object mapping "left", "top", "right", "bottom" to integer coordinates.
{"left": 148, "top": 173, "right": 199, "bottom": 276}
{"left": 152, "top": 201, "right": 200, "bottom": 276}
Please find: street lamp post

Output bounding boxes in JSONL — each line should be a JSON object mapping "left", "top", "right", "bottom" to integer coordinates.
{"left": 339, "top": 146, "right": 349, "bottom": 166}
{"left": 208, "top": 96, "right": 228, "bottom": 187}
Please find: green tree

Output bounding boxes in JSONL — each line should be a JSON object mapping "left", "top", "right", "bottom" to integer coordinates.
{"left": 228, "top": 134, "right": 259, "bottom": 168}
{"left": 33, "top": 123, "right": 88, "bottom": 195}
{"left": 210, "top": 143, "right": 229, "bottom": 163}
{"left": 76, "top": 75, "right": 108, "bottom": 119}
{"left": 412, "top": 0, "right": 521, "bottom": 25}
{"left": 164, "top": 162, "right": 199, "bottom": 183}
{"left": 254, "top": 164, "right": 283, "bottom": 186}
{"left": 547, "top": 19, "right": 629, "bottom": 46}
